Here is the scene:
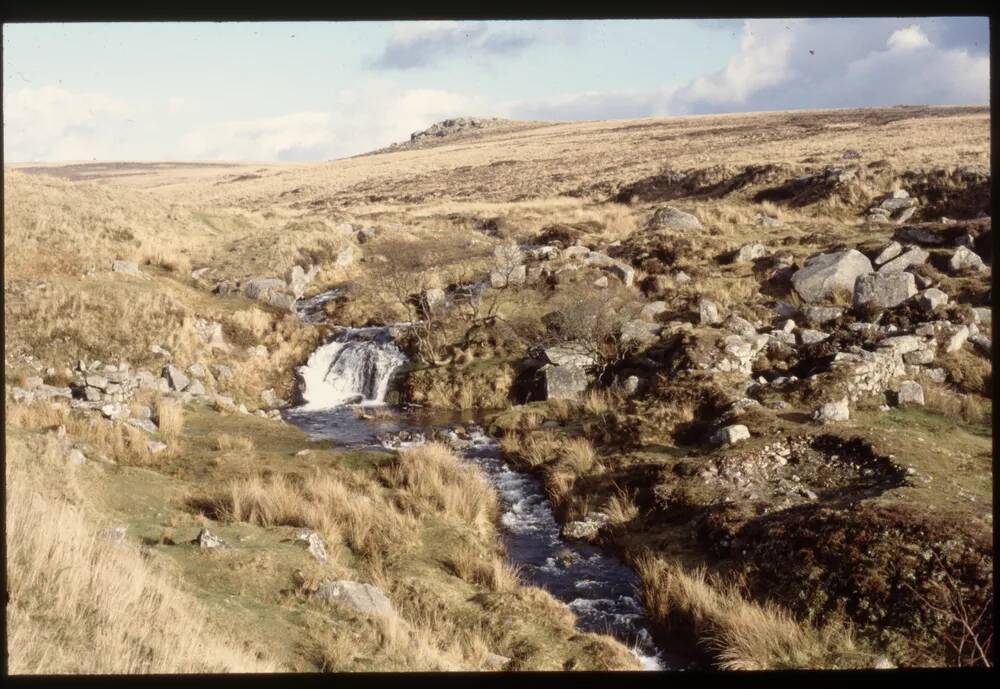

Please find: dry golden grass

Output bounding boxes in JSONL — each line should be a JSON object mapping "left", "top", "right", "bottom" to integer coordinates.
{"left": 5, "top": 400, "right": 154, "bottom": 466}
{"left": 636, "top": 556, "right": 874, "bottom": 670}
{"left": 558, "top": 437, "right": 600, "bottom": 475}
{"left": 207, "top": 470, "right": 419, "bottom": 563}
{"left": 381, "top": 443, "right": 499, "bottom": 538}
{"left": 922, "top": 382, "right": 992, "bottom": 426}
{"left": 5, "top": 432, "right": 276, "bottom": 674}
{"left": 442, "top": 540, "right": 522, "bottom": 594}
{"left": 603, "top": 487, "right": 639, "bottom": 526}
{"left": 214, "top": 433, "right": 255, "bottom": 452}
{"left": 155, "top": 399, "right": 184, "bottom": 442}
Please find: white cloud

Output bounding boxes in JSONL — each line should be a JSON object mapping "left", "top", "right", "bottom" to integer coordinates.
{"left": 887, "top": 25, "right": 932, "bottom": 51}
{"left": 179, "top": 111, "right": 335, "bottom": 161}
{"left": 674, "top": 19, "right": 800, "bottom": 107}
{"left": 3, "top": 85, "right": 132, "bottom": 161}
{"left": 176, "top": 80, "right": 498, "bottom": 160}
{"left": 513, "top": 19, "right": 990, "bottom": 121}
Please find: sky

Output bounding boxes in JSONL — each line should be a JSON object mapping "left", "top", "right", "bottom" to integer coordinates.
{"left": 1, "top": 18, "right": 990, "bottom": 162}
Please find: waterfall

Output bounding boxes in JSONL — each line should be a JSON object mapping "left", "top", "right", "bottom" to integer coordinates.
{"left": 298, "top": 328, "right": 407, "bottom": 409}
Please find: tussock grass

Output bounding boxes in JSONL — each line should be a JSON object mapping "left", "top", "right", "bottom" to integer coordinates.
{"left": 155, "top": 399, "right": 184, "bottom": 442}
{"left": 442, "top": 541, "right": 522, "bottom": 593}
{"left": 206, "top": 470, "right": 419, "bottom": 563}
{"left": 214, "top": 433, "right": 255, "bottom": 452}
{"left": 636, "top": 556, "right": 875, "bottom": 670}
{"left": 5, "top": 432, "right": 276, "bottom": 674}
{"left": 603, "top": 486, "right": 639, "bottom": 525}
{"left": 922, "top": 382, "right": 991, "bottom": 426}
{"left": 381, "top": 443, "right": 499, "bottom": 538}
{"left": 558, "top": 437, "right": 600, "bottom": 474}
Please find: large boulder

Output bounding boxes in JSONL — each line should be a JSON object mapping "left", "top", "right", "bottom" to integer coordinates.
{"left": 948, "top": 246, "right": 987, "bottom": 273}
{"left": 542, "top": 364, "right": 589, "bottom": 401}
{"left": 313, "top": 580, "right": 395, "bottom": 618}
{"left": 791, "top": 249, "right": 873, "bottom": 303}
{"left": 541, "top": 345, "right": 596, "bottom": 368}
{"left": 650, "top": 206, "right": 702, "bottom": 231}
{"left": 853, "top": 272, "right": 917, "bottom": 309}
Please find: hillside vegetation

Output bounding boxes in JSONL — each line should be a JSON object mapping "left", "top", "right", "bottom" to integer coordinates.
{"left": 5, "top": 104, "right": 992, "bottom": 671}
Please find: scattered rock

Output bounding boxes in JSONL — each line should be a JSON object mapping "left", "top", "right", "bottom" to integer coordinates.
{"left": 734, "top": 242, "right": 769, "bottom": 263}
{"left": 914, "top": 288, "right": 949, "bottom": 312}
{"left": 813, "top": 397, "right": 850, "bottom": 423}
{"left": 605, "top": 262, "right": 635, "bottom": 287}
{"left": 853, "top": 272, "right": 917, "bottom": 309}
{"left": 877, "top": 247, "right": 928, "bottom": 274}
{"left": 620, "top": 319, "right": 661, "bottom": 347}
{"left": 111, "top": 260, "right": 141, "bottom": 277}
{"left": 147, "top": 441, "right": 168, "bottom": 454}
{"left": 698, "top": 298, "right": 721, "bottom": 325}
{"left": 791, "top": 249, "right": 873, "bottom": 303}
{"left": 948, "top": 246, "right": 987, "bottom": 273}
{"left": 542, "top": 364, "right": 589, "bottom": 401}
{"left": 313, "top": 580, "right": 395, "bottom": 618}
{"left": 896, "top": 381, "right": 925, "bottom": 406}
{"left": 194, "top": 528, "right": 227, "bottom": 549}
{"left": 873, "top": 242, "right": 903, "bottom": 267}
{"left": 295, "top": 529, "right": 329, "bottom": 563}
{"left": 711, "top": 424, "right": 750, "bottom": 446}
{"left": 162, "top": 365, "right": 190, "bottom": 391}
{"left": 650, "top": 206, "right": 702, "bottom": 231}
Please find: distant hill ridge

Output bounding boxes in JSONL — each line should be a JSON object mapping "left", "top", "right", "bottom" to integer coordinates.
{"left": 365, "top": 116, "right": 555, "bottom": 156}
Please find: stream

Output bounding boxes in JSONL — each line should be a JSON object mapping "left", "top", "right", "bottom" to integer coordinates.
{"left": 284, "top": 294, "right": 673, "bottom": 670}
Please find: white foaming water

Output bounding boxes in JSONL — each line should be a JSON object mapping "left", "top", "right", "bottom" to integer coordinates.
{"left": 298, "top": 329, "right": 407, "bottom": 410}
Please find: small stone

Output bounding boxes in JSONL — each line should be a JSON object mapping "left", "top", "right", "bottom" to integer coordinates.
{"left": 592, "top": 275, "right": 609, "bottom": 288}
{"left": 194, "top": 528, "right": 227, "bottom": 549}
{"left": 914, "top": 288, "right": 948, "bottom": 312}
{"left": 313, "top": 580, "right": 395, "bottom": 618}
{"left": 295, "top": 529, "right": 329, "bottom": 563}
{"left": 147, "top": 440, "right": 168, "bottom": 454}
{"left": 877, "top": 247, "right": 928, "bottom": 274}
{"left": 67, "top": 448, "right": 87, "bottom": 465}
{"left": 111, "top": 260, "right": 141, "bottom": 276}
{"left": 873, "top": 241, "right": 903, "bottom": 266}
{"left": 710, "top": 425, "right": 750, "bottom": 446}
{"left": 698, "top": 298, "right": 721, "bottom": 325}
{"left": 162, "top": 365, "right": 190, "bottom": 391}
{"left": 650, "top": 206, "right": 702, "bottom": 231}
{"left": 734, "top": 242, "right": 769, "bottom": 263}
{"left": 97, "top": 526, "right": 127, "bottom": 543}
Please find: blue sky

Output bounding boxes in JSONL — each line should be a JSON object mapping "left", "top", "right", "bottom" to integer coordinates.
{"left": 2, "top": 18, "right": 990, "bottom": 162}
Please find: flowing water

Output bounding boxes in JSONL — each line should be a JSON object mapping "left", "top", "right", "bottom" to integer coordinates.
{"left": 285, "top": 296, "right": 672, "bottom": 670}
